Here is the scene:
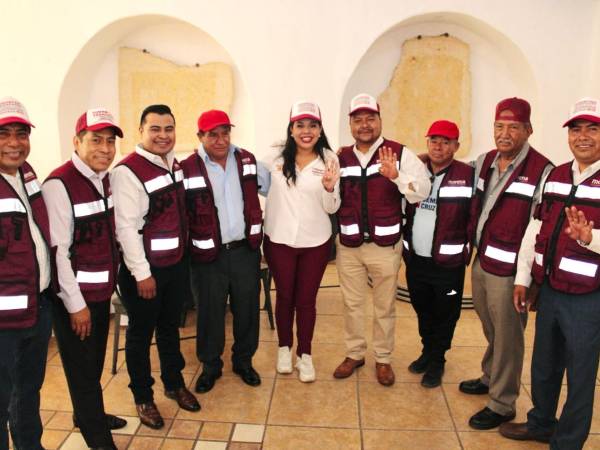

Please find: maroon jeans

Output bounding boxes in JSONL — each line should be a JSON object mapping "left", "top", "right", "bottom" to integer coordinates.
{"left": 263, "top": 235, "right": 331, "bottom": 356}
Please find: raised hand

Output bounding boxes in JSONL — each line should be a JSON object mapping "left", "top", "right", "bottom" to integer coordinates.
{"left": 378, "top": 146, "right": 399, "bottom": 180}
{"left": 564, "top": 206, "right": 594, "bottom": 245}
{"left": 322, "top": 159, "right": 340, "bottom": 192}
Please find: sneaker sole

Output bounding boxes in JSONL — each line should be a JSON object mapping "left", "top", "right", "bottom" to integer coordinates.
{"left": 277, "top": 366, "right": 293, "bottom": 374}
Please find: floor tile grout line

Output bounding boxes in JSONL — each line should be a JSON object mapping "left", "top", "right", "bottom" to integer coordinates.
{"left": 262, "top": 363, "right": 280, "bottom": 447}
{"left": 440, "top": 382, "right": 465, "bottom": 450}
{"left": 356, "top": 370, "right": 365, "bottom": 450}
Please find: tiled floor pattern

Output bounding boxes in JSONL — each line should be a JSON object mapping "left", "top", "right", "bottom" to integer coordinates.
{"left": 26, "top": 264, "right": 600, "bottom": 449}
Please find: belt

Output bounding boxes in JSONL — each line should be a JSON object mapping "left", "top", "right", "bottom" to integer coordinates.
{"left": 221, "top": 239, "right": 247, "bottom": 250}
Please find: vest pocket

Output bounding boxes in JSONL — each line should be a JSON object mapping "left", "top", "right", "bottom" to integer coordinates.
{"left": 555, "top": 240, "right": 600, "bottom": 292}
{"left": 370, "top": 209, "right": 401, "bottom": 246}
{"left": 531, "top": 239, "right": 546, "bottom": 283}
{"left": 337, "top": 207, "right": 362, "bottom": 246}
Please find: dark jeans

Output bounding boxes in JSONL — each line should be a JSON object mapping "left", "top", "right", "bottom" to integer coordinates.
{"left": 527, "top": 282, "right": 600, "bottom": 450}
{"left": 118, "top": 258, "right": 188, "bottom": 404}
{"left": 51, "top": 297, "right": 113, "bottom": 448}
{"left": 191, "top": 245, "right": 260, "bottom": 374}
{"left": 406, "top": 255, "right": 465, "bottom": 362}
{"left": 0, "top": 292, "right": 52, "bottom": 450}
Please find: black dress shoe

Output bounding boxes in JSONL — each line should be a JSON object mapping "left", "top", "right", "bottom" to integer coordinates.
{"left": 195, "top": 370, "right": 222, "bottom": 393}
{"left": 233, "top": 366, "right": 261, "bottom": 386}
{"left": 459, "top": 378, "right": 489, "bottom": 395}
{"left": 469, "top": 407, "right": 515, "bottom": 430}
{"left": 421, "top": 361, "right": 444, "bottom": 388}
{"left": 408, "top": 353, "right": 430, "bottom": 374}
{"left": 73, "top": 414, "right": 127, "bottom": 430}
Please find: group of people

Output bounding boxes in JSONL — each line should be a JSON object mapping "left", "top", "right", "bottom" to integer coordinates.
{"left": 0, "top": 92, "right": 598, "bottom": 450}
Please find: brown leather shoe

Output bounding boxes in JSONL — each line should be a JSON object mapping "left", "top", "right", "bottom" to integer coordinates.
{"left": 375, "top": 363, "right": 395, "bottom": 386}
{"left": 499, "top": 422, "right": 552, "bottom": 443}
{"left": 136, "top": 402, "right": 164, "bottom": 429}
{"left": 164, "top": 387, "right": 201, "bottom": 412}
{"left": 333, "top": 357, "right": 365, "bottom": 379}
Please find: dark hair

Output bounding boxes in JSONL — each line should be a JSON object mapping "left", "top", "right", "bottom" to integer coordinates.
{"left": 140, "top": 104, "right": 175, "bottom": 126}
{"left": 281, "top": 120, "right": 331, "bottom": 185}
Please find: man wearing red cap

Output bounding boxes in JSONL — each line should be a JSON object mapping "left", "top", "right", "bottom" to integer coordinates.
{"left": 0, "top": 97, "right": 53, "bottom": 450}
{"left": 402, "top": 120, "right": 474, "bottom": 388}
{"left": 181, "top": 110, "right": 268, "bottom": 393}
{"left": 333, "top": 93, "right": 431, "bottom": 386}
{"left": 111, "top": 104, "right": 200, "bottom": 429}
{"left": 42, "top": 108, "right": 126, "bottom": 449}
{"left": 500, "top": 98, "right": 600, "bottom": 449}
{"left": 460, "top": 98, "right": 554, "bottom": 430}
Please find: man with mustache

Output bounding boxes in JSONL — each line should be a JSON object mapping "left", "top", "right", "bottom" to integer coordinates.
{"left": 460, "top": 98, "right": 553, "bottom": 430}
{"left": 500, "top": 98, "right": 600, "bottom": 449}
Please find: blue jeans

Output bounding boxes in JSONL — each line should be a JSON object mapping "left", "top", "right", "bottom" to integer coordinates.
{"left": 0, "top": 292, "right": 52, "bottom": 450}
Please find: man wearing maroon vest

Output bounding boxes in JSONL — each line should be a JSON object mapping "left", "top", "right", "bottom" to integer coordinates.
{"left": 182, "top": 110, "right": 267, "bottom": 393}
{"left": 111, "top": 104, "right": 200, "bottom": 430}
{"left": 500, "top": 98, "right": 600, "bottom": 449}
{"left": 461, "top": 98, "right": 553, "bottom": 430}
{"left": 42, "top": 109, "right": 126, "bottom": 449}
{"left": 403, "top": 120, "right": 474, "bottom": 389}
{"left": 332, "top": 93, "right": 430, "bottom": 386}
{"left": 0, "top": 97, "right": 53, "bottom": 450}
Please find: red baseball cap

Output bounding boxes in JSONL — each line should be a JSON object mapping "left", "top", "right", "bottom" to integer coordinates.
{"left": 197, "top": 110, "right": 234, "bottom": 132}
{"left": 495, "top": 97, "right": 531, "bottom": 123}
{"left": 76, "top": 108, "right": 123, "bottom": 137}
{"left": 349, "top": 93, "right": 380, "bottom": 115}
{"left": 0, "top": 97, "right": 34, "bottom": 128}
{"left": 290, "top": 101, "right": 321, "bottom": 122}
{"left": 563, "top": 97, "right": 600, "bottom": 127}
{"left": 426, "top": 120, "right": 460, "bottom": 140}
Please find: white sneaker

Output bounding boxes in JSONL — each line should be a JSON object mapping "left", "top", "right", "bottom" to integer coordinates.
{"left": 277, "top": 346, "right": 293, "bottom": 374}
{"left": 295, "top": 354, "right": 316, "bottom": 382}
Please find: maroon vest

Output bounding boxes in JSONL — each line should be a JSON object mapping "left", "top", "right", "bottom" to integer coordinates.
{"left": 472, "top": 147, "right": 551, "bottom": 276}
{"left": 181, "top": 148, "right": 263, "bottom": 263}
{"left": 337, "top": 139, "right": 404, "bottom": 247}
{"left": 117, "top": 153, "right": 186, "bottom": 267}
{"left": 403, "top": 160, "right": 474, "bottom": 268}
{"left": 46, "top": 160, "right": 118, "bottom": 302}
{"left": 531, "top": 162, "right": 600, "bottom": 294}
{"left": 0, "top": 162, "right": 51, "bottom": 329}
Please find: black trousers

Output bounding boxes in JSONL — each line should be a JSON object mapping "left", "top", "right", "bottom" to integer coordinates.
{"left": 527, "top": 283, "right": 600, "bottom": 450}
{"left": 405, "top": 255, "right": 465, "bottom": 362}
{"left": 51, "top": 297, "right": 113, "bottom": 448}
{"left": 118, "top": 258, "right": 188, "bottom": 404}
{"left": 191, "top": 245, "right": 260, "bottom": 374}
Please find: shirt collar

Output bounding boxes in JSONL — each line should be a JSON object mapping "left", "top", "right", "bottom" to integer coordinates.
{"left": 353, "top": 136, "right": 384, "bottom": 155}
{"left": 571, "top": 157, "right": 600, "bottom": 180}
{"left": 72, "top": 152, "right": 107, "bottom": 180}
{"left": 491, "top": 142, "right": 530, "bottom": 170}
{"left": 135, "top": 144, "right": 175, "bottom": 170}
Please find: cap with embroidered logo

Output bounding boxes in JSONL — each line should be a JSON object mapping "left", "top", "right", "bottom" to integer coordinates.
{"left": 76, "top": 108, "right": 123, "bottom": 137}
{"left": 290, "top": 101, "right": 321, "bottom": 122}
{"left": 495, "top": 97, "right": 531, "bottom": 123}
{"left": 0, "top": 97, "right": 34, "bottom": 128}
{"left": 349, "top": 93, "right": 380, "bottom": 115}
{"left": 563, "top": 97, "right": 600, "bottom": 127}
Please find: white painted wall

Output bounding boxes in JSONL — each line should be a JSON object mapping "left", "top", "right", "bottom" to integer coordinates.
{"left": 1, "top": 0, "right": 598, "bottom": 177}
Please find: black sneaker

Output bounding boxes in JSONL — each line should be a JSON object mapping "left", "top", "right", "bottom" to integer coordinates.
{"left": 408, "top": 353, "right": 430, "bottom": 374}
{"left": 421, "top": 361, "right": 444, "bottom": 388}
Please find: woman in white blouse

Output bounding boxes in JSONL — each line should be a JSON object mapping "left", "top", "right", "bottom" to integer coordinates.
{"left": 263, "top": 101, "right": 340, "bottom": 382}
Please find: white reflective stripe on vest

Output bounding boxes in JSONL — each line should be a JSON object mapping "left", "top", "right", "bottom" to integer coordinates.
{"left": 374, "top": 223, "right": 400, "bottom": 236}
{"left": 150, "top": 237, "right": 179, "bottom": 251}
{"left": 439, "top": 244, "right": 464, "bottom": 255}
{"left": 366, "top": 164, "right": 381, "bottom": 176}
{"left": 243, "top": 164, "right": 257, "bottom": 176}
{"left": 484, "top": 244, "right": 516, "bottom": 264}
{"left": 558, "top": 257, "right": 598, "bottom": 277}
{"left": 340, "top": 166, "right": 361, "bottom": 177}
{"left": 576, "top": 184, "right": 600, "bottom": 200}
{"left": 0, "top": 295, "right": 28, "bottom": 311}
{"left": 249, "top": 223, "right": 261, "bottom": 235}
{"left": 340, "top": 223, "right": 359, "bottom": 235}
{"left": 534, "top": 252, "right": 543, "bottom": 266}
{"left": 76, "top": 270, "right": 109, "bottom": 283}
{"left": 505, "top": 182, "right": 535, "bottom": 197}
{"left": 107, "top": 195, "right": 113, "bottom": 209}
{"left": 477, "top": 177, "right": 485, "bottom": 191}
{"left": 73, "top": 199, "right": 105, "bottom": 217}
{"left": 544, "top": 181, "right": 572, "bottom": 196}
{"left": 144, "top": 174, "right": 173, "bottom": 193}
{"left": 439, "top": 186, "right": 472, "bottom": 198}
{"left": 192, "top": 238, "right": 215, "bottom": 249}
{"left": 402, "top": 239, "right": 409, "bottom": 250}
{"left": 0, "top": 198, "right": 26, "bottom": 214}
{"left": 174, "top": 169, "right": 184, "bottom": 183}
{"left": 25, "top": 179, "right": 41, "bottom": 197}
{"left": 183, "top": 176, "right": 207, "bottom": 190}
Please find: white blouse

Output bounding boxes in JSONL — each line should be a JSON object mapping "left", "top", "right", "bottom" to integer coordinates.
{"left": 263, "top": 148, "right": 340, "bottom": 248}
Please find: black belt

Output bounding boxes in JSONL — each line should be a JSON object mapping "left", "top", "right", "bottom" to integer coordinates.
{"left": 221, "top": 239, "right": 247, "bottom": 250}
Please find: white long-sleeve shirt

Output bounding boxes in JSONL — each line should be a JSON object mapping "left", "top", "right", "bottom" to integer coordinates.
{"left": 515, "top": 158, "right": 600, "bottom": 287}
{"left": 42, "top": 153, "right": 108, "bottom": 313}
{"left": 110, "top": 146, "right": 176, "bottom": 281}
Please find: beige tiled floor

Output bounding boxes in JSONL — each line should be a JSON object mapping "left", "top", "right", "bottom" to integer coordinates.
{"left": 28, "top": 264, "right": 600, "bottom": 449}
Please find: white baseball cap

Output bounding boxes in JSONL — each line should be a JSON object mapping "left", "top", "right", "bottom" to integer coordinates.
{"left": 290, "top": 101, "right": 321, "bottom": 122}
{"left": 349, "top": 93, "right": 379, "bottom": 115}
{"left": 563, "top": 97, "right": 600, "bottom": 127}
{"left": 0, "top": 97, "right": 34, "bottom": 127}
{"left": 76, "top": 108, "right": 123, "bottom": 137}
